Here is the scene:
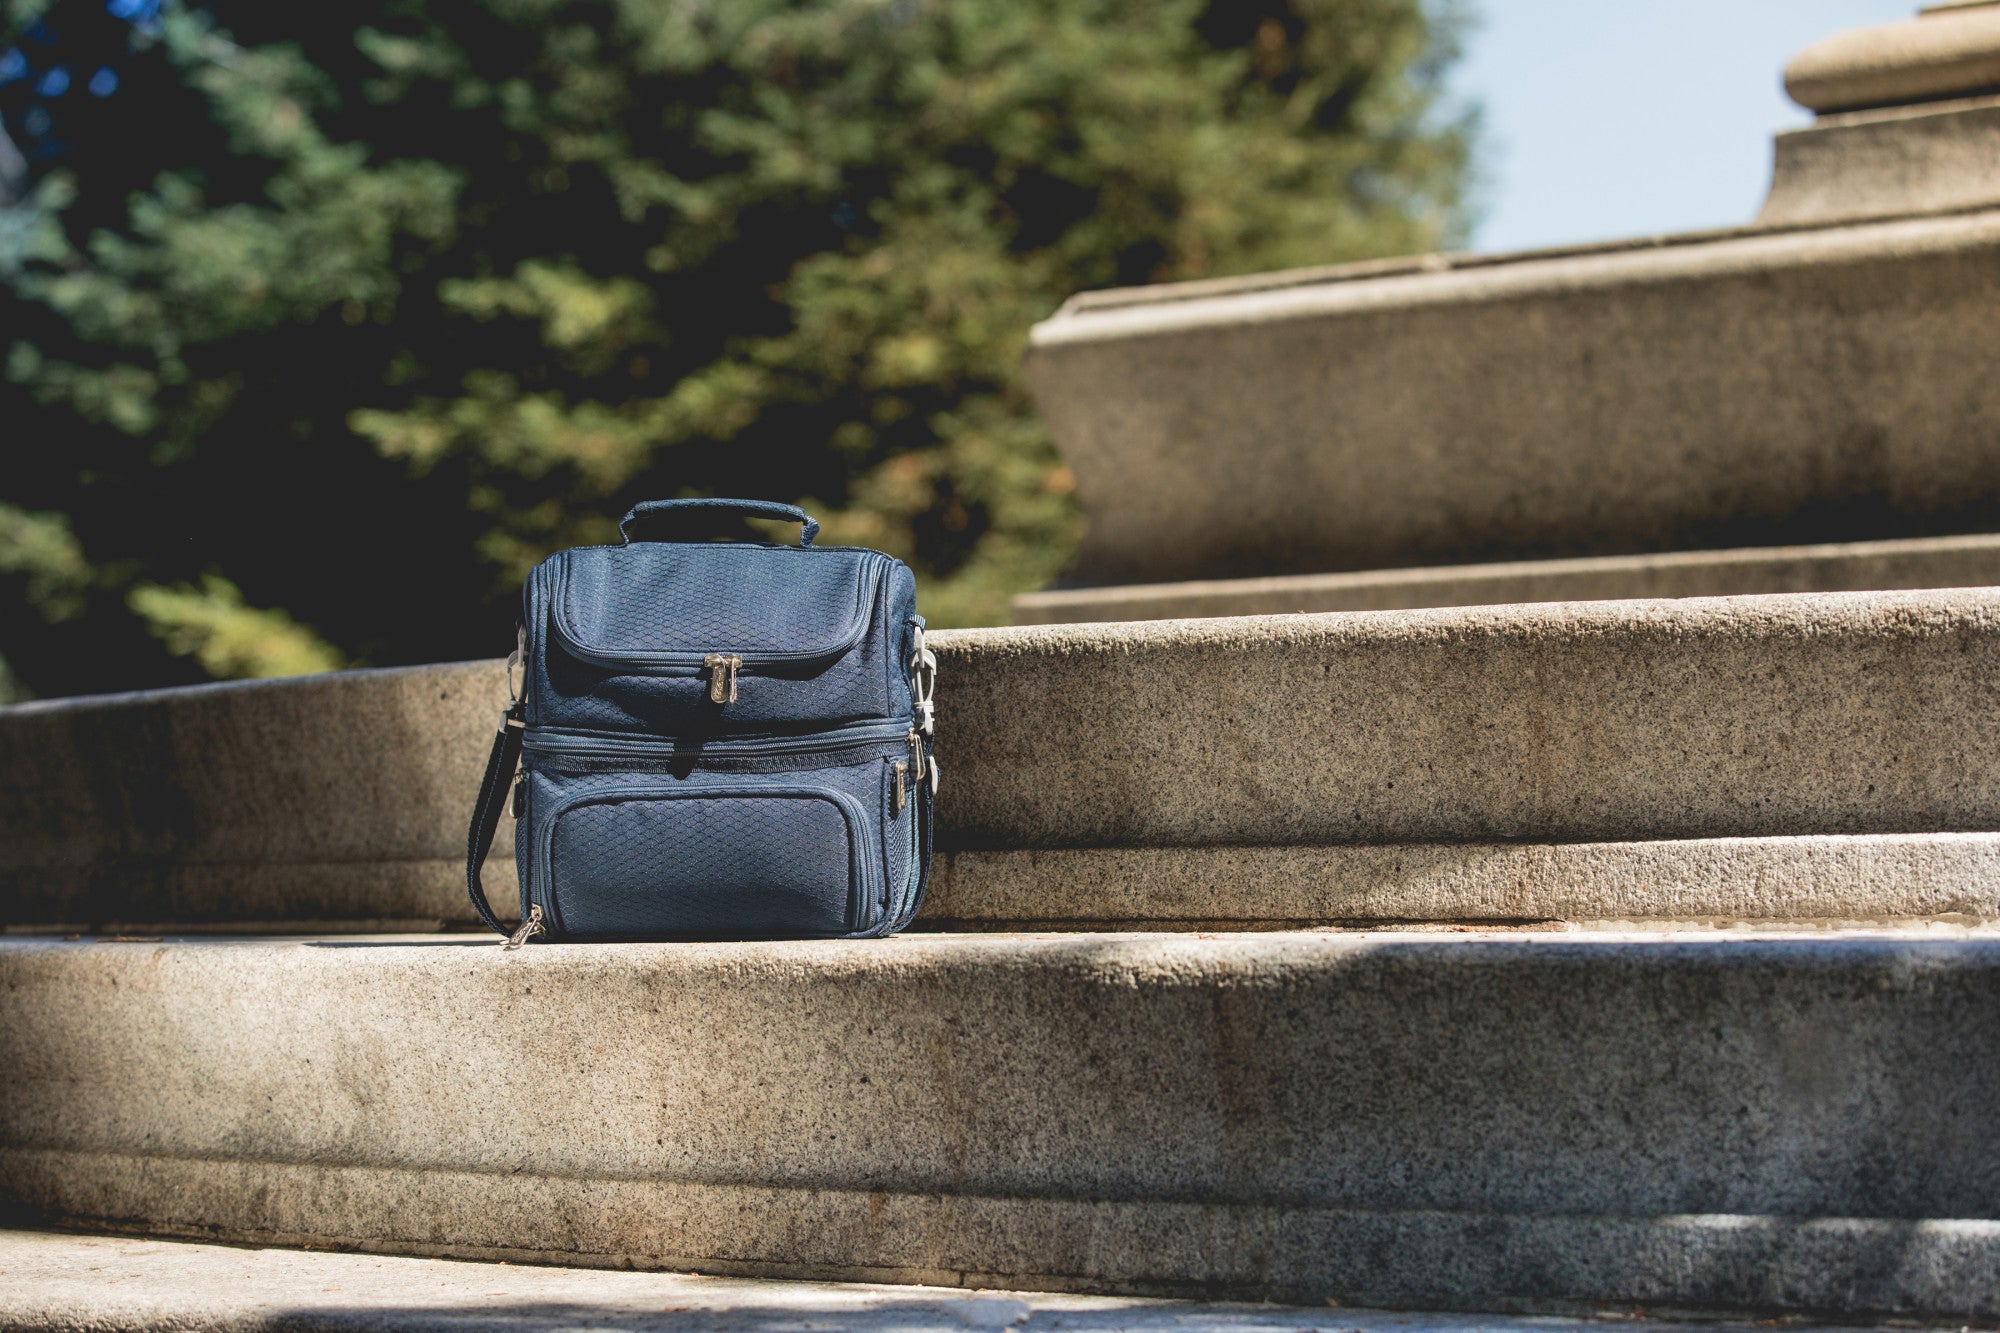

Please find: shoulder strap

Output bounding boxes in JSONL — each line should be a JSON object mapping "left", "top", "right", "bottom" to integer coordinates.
{"left": 466, "top": 702, "right": 527, "bottom": 939}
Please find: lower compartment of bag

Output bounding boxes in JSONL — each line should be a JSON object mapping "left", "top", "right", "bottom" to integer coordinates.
{"left": 517, "top": 724, "right": 923, "bottom": 940}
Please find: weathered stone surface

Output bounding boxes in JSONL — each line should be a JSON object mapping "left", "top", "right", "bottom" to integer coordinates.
{"left": 0, "top": 1229, "right": 1905, "bottom": 1333}
{"left": 6, "top": 590, "right": 2000, "bottom": 928}
{"left": 11, "top": 833, "right": 1994, "bottom": 934}
{"left": 4, "top": 929, "right": 2000, "bottom": 1316}
{"left": 0, "top": 659, "right": 514, "bottom": 929}
{"left": 1785, "top": 4, "right": 2000, "bottom": 114}
{"left": 1758, "top": 96, "right": 2000, "bottom": 228}
{"left": 941, "top": 590, "right": 2000, "bottom": 850}
{"left": 1012, "top": 533, "right": 2000, "bottom": 624}
{"left": 1025, "top": 210, "right": 2000, "bottom": 586}
{"left": 926, "top": 834, "right": 2000, "bottom": 930}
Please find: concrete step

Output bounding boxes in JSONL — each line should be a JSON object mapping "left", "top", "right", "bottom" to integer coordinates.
{"left": 5, "top": 928, "right": 1999, "bottom": 1318}
{"left": 1025, "top": 208, "right": 2000, "bottom": 586}
{"left": 0, "top": 1229, "right": 1903, "bottom": 1333}
{"left": 5, "top": 588, "right": 2000, "bottom": 931}
{"left": 1012, "top": 533, "right": 2000, "bottom": 625}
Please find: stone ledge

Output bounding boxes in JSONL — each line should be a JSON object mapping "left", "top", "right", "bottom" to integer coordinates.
{"left": 1025, "top": 209, "right": 2000, "bottom": 585}
{"left": 1758, "top": 96, "right": 2000, "bottom": 228}
{"left": 5, "top": 929, "right": 2000, "bottom": 1315}
{"left": 12, "top": 832, "right": 1994, "bottom": 936}
{"left": 0, "top": 1228, "right": 1948, "bottom": 1332}
{"left": 941, "top": 589, "right": 2000, "bottom": 850}
{"left": 926, "top": 833, "right": 2000, "bottom": 931}
{"left": 7, "top": 589, "right": 2000, "bottom": 928}
{"left": 0, "top": 658, "right": 515, "bottom": 928}
{"left": 1011, "top": 533, "right": 2000, "bottom": 624}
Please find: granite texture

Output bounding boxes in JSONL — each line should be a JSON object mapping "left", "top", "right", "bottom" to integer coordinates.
{"left": 924, "top": 834, "right": 2000, "bottom": 930}
{"left": 5, "top": 590, "right": 2000, "bottom": 928}
{"left": 1024, "top": 209, "right": 2000, "bottom": 586}
{"left": 5, "top": 929, "right": 2000, "bottom": 1315}
{"left": 1011, "top": 533, "right": 2000, "bottom": 624}
{"left": 1758, "top": 95, "right": 2000, "bottom": 228}
{"left": 0, "top": 659, "right": 513, "bottom": 929}
{"left": 0, "top": 1229, "right": 1910, "bottom": 1333}
{"left": 937, "top": 590, "right": 2000, "bottom": 850}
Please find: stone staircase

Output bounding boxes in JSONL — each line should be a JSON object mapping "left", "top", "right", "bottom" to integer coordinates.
{"left": 5, "top": 595, "right": 2000, "bottom": 1321}
{"left": 8, "top": 7, "right": 2000, "bottom": 1329}
{"left": 6, "top": 920, "right": 2000, "bottom": 1316}
{"left": 1016, "top": 2, "right": 2000, "bottom": 626}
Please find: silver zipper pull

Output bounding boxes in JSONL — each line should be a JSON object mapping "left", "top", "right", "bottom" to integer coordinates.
{"left": 702, "top": 653, "right": 741, "bottom": 704}
{"left": 907, "top": 729, "right": 925, "bottom": 783}
{"left": 893, "top": 760, "right": 908, "bottom": 813}
{"left": 504, "top": 904, "right": 545, "bottom": 951}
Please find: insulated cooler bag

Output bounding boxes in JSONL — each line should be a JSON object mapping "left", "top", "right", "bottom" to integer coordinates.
{"left": 465, "top": 498, "right": 937, "bottom": 945}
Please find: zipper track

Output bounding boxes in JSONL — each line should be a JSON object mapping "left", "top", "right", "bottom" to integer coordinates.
{"left": 525, "top": 719, "right": 912, "bottom": 764}
{"left": 870, "top": 760, "right": 925, "bottom": 936}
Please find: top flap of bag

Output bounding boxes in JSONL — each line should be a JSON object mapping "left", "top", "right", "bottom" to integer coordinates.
{"left": 549, "top": 544, "right": 880, "bottom": 669}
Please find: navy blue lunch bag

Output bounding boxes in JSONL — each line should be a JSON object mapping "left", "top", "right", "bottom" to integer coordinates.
{"left": 466, "top": 498, "right": 937, "bottom": 946}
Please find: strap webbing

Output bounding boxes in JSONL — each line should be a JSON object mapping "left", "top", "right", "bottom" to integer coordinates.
{"left": 465, "top": 703, "right": 526, "bottom": 938}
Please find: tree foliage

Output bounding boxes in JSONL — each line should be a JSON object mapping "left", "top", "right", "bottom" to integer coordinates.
{"left": 0, "top": 0, "right": 1474, "bottom": 699}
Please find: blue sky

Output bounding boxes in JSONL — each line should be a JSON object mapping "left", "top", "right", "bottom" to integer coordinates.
{"left": 1452, "top": 0, "right": 1918, "bottom": 253}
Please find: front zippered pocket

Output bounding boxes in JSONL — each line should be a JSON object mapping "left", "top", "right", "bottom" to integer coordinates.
{"left": 526, "top": 545, "right": 916, "bottom": 738}
{"left": 532, "top": 781, "right": 874, "bottom": 940}
{"left": 521, "top": 722, "right": 911, "bottom": 940}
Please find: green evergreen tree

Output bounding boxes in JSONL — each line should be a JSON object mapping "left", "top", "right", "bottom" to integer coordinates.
{"left": 0, "top": 0, "right": 1475, "bottom": 699}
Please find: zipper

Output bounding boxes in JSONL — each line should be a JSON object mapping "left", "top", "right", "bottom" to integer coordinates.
{"left": 863, "top": 752, "right": 925, "bottom": 936}
{"left": 504, "top": 904, "right": 545, "bottom": 950}
{"left": 523, "top": 719, "right": 912, "bottom": 764}
{"left": 702, "top": 654, "right": 741, "bottom": 704}
{"left": 897, "top": 785, "right": 923, "bottom": 924}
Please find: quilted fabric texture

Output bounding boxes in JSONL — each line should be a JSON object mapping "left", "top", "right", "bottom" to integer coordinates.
{"left": 549, "top": 790, "right": 855, "bottom": 938}
{"left": 556, "top": 545, "right": 871, "bottom": 658}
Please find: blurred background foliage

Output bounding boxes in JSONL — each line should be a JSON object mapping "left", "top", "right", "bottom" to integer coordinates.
{"left": 0, "top": 0, "right": 1475, "bottom": 700}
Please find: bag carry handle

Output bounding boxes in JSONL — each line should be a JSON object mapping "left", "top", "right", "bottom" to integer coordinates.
{"left": 618, "top": 498, "right": 819, "bottom": 547}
